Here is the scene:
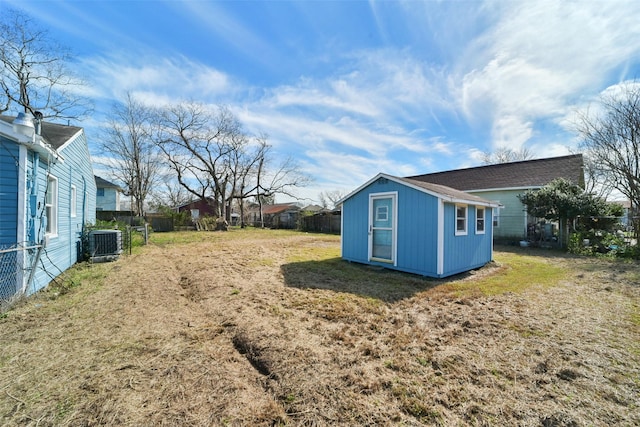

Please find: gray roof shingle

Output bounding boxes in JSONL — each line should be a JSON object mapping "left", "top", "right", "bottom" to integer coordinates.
{"left": 0, "top": 115, "right": 82, "bottom": 149}
{"left": 407, "top": 154, "right": 584, "bottom": 191}
{"left": 95, "top": 176, "right": 122, "bottom": 190}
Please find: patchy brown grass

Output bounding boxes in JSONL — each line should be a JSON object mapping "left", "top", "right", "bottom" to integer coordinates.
{"left": 1, "top": 228, "right": 639, "bottom": 426}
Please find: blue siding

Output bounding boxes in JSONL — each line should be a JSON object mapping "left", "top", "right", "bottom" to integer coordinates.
{"left": 96, "top": 187, "right": 119, "bottom": 210}
{"left": 442, "top": 204, "right": 493, "bottom": 276}
{"left": 342, "top": 175, "right": 494, "bottom": 278}
{"left": 28, "top": 131, "right": 96, "bottom": 294}
{"left": 395, "top": 185, "right": 439, "bottom": 275}
{"left": 342, "top": 177, "right": 441, "bottom": 276}
{"left": 0, "top": 138, "right": 19, "bottom": 245}
{"left": 341, "top": 186, "right": 371, "bottom": 263}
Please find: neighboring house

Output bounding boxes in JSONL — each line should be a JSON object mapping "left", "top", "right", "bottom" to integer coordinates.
{"left": 176, "top": 197, "right": 219, "bottom": 222}
{"left": 339, "top": 173, "right": 499, "bottom": 278}
{"left": 614, "top": 200, "right": 635, "bottom": 230}
{"left": 255, "top": 203, "right": 300, "bottom": 229}
{"left": 0, "top": 113, "right": 96, "bottom": 300}
{"left": 407, "top": 154, "right": 585, "bottom": 241}
{"left": 95, "top": 175, "right": 122, "bottom": 211}
{"left": 301, "top": 204, "right": 325, "bottom": 215}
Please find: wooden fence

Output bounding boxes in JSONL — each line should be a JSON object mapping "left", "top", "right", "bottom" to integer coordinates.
{"left": 300, "top": 213, "right": 341, "bottom": 234}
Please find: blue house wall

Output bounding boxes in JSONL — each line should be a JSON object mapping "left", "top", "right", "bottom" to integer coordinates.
{"left": 28, "top": 131, "right": 96, "bottom": 294}
{"left": 341, "top": 174, "right": 495, "bottom": 278}
{"left": 0, "top": 140, "right": 19, "bottom": 246}
{"left": 442, "top": 204, "right": 493, "bottom": 276}
{"left": 0, "top": 118, "right": 96, "bottom": 300}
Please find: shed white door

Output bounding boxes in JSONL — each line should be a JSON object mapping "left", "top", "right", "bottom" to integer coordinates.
{"left": 369, "top": 193, "right": 396, "bottom": 263}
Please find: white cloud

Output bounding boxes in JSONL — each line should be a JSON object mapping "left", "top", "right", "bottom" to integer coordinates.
{"left": 456, "top": 1, "right": 640, "bottom": 149}
{"left": 79, "top": 54, "right": 231, "bottom": 104}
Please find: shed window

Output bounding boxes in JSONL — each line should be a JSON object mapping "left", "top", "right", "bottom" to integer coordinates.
{"left": 70, "top": 185, "right": 77, "bottom": 218}
{"left": 376, "top": 205, "right": 388, "bottom": 222}
{"left": 46, "top": 175, "right": 58, "bottom": 236}
{"left": 455, "top": 205, "right": 467, "bottom": 236}
{"left": 476, "top": 207, "right": 485, "bottom": 234}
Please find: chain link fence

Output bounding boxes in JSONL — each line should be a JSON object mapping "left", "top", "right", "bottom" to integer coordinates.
{"left": 0, "top": 245, "right": 20, "bottom": 302}
{"left": 0, "top": 243, "right": 41, "bottom": 310}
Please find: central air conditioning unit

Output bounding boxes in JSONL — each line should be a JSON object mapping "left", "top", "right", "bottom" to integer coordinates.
{"left": 88, "top": 230, "right": 123, "bottom": 261}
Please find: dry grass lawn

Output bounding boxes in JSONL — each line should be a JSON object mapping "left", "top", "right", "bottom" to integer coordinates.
{"left": 1, "top": 228, "right": 639, "bottom": 426}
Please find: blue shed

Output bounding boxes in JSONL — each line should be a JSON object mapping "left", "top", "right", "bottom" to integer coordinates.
{"left": 339, "top": 173, "right": 500, "bottom": 278}
{"left": 0, "top": 113, "right": 96, "bottom": 301}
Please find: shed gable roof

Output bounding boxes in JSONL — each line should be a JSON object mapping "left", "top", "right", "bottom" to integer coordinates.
{"left": 339, "top": 173, "right": 499, "bottom": 207}
{"left": 407, "top": 154, "right": 584, "bottom": 191}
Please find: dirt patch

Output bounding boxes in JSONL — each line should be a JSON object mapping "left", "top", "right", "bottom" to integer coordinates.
{"left": 1, "top": 230, "right": 639, "bottom": 426}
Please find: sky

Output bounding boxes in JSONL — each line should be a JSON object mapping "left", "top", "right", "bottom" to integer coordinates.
{"left": 3, "top": 0, "right": 640, "bottom": 205}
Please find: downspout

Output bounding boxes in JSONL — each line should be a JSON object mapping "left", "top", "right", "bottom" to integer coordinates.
{"left": 69, "top": 165, "right": 73, "bottom": 262}
{"left": 28, "top": 152, "right": 39, "bottom": 244}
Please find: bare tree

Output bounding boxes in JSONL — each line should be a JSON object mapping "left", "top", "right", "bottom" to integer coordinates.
{"left": 482, "top": 147, "right": 533, "bottom": 164}
{"left": 99, "top": 93, "right": 161, "bottom": 216}
{"left": 576, "top": 81, "right": 640, "bottom": 238}
{"left": 0, "top": 9, "right": 91, "bottom": 120}
{"left": 230, "top": 136, "right": 311, "bottom": 227}
{"left": 318, "top": 190, "right": 345, "bottom": 209}
{"left": 153, "top": 102, "right": 310, "bottom": 226}
{"left": 153, "top": 102, "right": 240, "bottom": 220}
{"left": 578, "top": 152, "right": 615, "bottom": 200}
{"left": 151, "top": 178, "right": 192, "bottom": 210}
{"left": 225, "top": 134, "right": 268, "bottom": 227}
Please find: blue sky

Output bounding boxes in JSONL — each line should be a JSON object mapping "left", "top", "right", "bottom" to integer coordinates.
{"left": 4, "top": 0, "right": 640, "bottom": 204}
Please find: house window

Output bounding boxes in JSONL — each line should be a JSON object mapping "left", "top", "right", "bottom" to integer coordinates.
{"left": 97, "top": 188, "right": 104, "bottom": 197}
{"left": 493, "top": 206, "right": 500, "bottom": 227}
{"left": 376, "top": 205, "right": 388, "bottom": 222}
{"left": 46, "top": 175, "right": 58, "bottom": 236}
{"left": 70, "top": 185, "right": 77, "bottom": 218}
{"left": 455, "top": 204, "right": 467, "bottom": 236}
{"left": 476, "top": 207, "right": 485, "bottom": 234}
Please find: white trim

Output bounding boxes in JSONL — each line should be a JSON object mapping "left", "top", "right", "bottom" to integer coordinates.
{"left": 455, "top": 204, "right": 468, "bottom": 236}
{"left": 368, "top": 191, "right": 398, "bottom": 266}
{"left": 475, "top": 206, "right": 486, "bottom": 234}
{"left": 466, "top": 185, "right": 543, "bottom": 193}
{"left": 437, "top": 199, "right": 444, "bottom": 276}
{"left": 55, "top": 129, "right": 83, "bottom": 152}
{"left": 46, "top": 175, "right": 58, "bottom": 237}
{"left": 340, "top": 203, "right": 344, "bottom": 256}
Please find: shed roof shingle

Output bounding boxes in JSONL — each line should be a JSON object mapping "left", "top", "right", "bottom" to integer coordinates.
{"left": 407, "top": 154, "right": 584, "bottom": 191}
